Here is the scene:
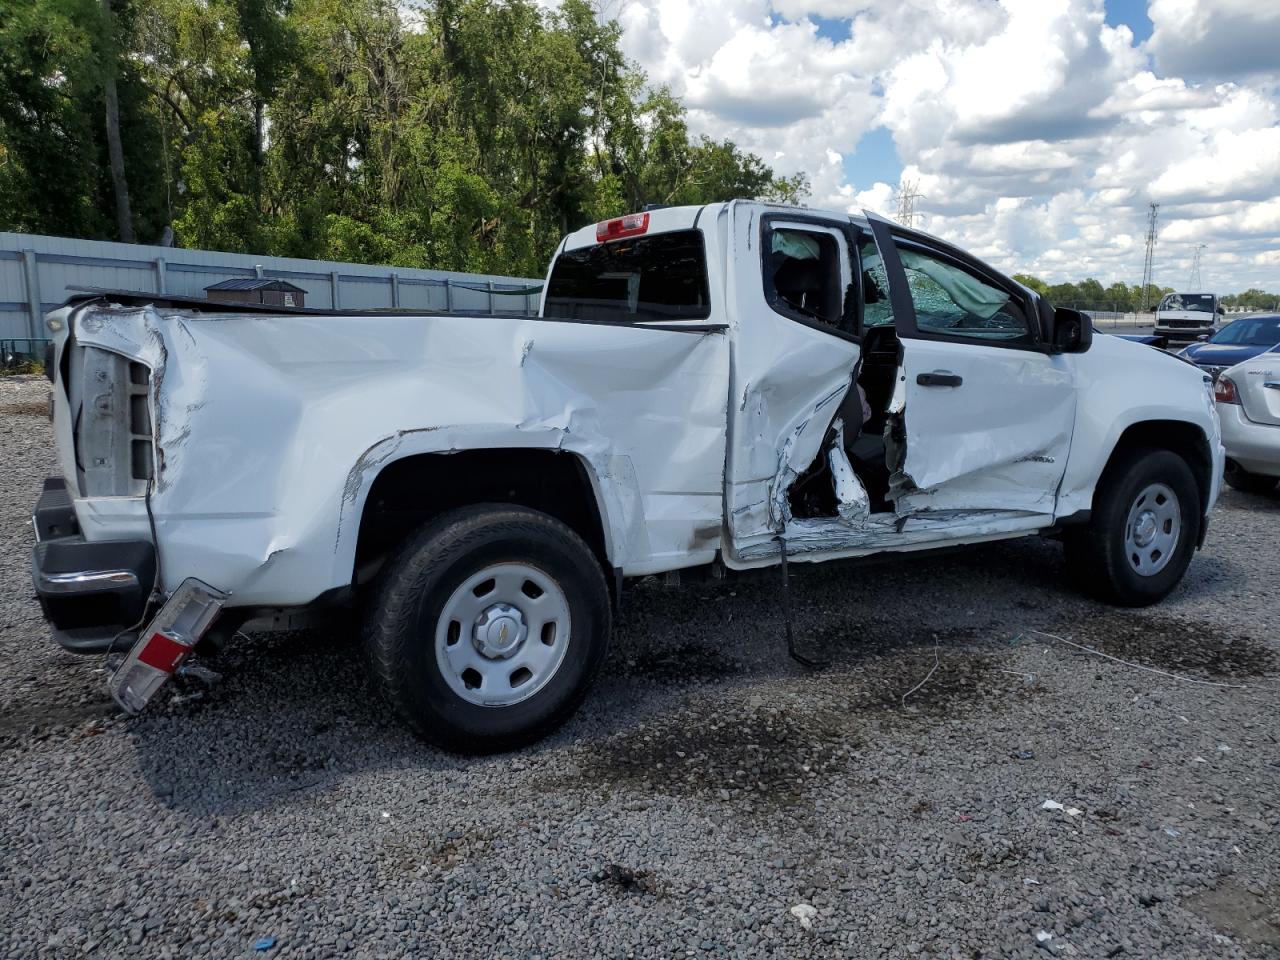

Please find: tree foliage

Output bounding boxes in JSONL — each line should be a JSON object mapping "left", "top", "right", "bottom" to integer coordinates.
{"left": 1015, "top": 274, "right": 1177, "bottom": 312}
{"left": 0, "top": 0, "right": 166, "bottom": 239}
{"left": 1221, "top": 288, "right": 1280, "bottom": 312}
{"left": 0, "top": 0, "right": 808, "bottom": 275}
{"left": 1012, "top": 274, "right": 1280, "bottom": 312}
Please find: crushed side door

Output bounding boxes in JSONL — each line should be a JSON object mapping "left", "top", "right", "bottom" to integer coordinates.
{"left": 863, "top": 213, "right": 1076, "bottom": 518}
{"left": 722, "top": 205, "right": 862, "bottom": 564}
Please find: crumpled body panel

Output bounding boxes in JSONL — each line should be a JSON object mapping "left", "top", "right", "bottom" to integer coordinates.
{"left": 893, "top": 336, "right": 1076, "bottom": 515}
{"left": 60, "top": 303, "right": 730, "bottom": 604}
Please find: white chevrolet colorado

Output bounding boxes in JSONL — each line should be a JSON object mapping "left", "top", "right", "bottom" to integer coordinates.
{"left": 31, "top": 202, "right": 1223, "bottom": 751}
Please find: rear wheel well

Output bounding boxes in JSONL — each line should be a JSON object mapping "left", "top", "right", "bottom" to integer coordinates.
{"left": 353, "top": 449, "right": 609, "bottom": 586}
{"left": 1101, "top": 420, "right": 1212, "bottom": 515}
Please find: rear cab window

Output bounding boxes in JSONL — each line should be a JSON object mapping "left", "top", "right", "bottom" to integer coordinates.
{"left": 761, "top": 221, "right": 856, "bottom": 338}
{"left": 544, "top": 230, "right": 710, "bottom": 323}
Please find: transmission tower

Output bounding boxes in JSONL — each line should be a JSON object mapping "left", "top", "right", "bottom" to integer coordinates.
{"left": 1140, "top": 202, "right": 1159, "bottom": 312}
{"left": 894, "top": 179, "right": 924, "bottom": 228}
{"left": 1188, "top": 243, "right": 1206, "bottom": 290}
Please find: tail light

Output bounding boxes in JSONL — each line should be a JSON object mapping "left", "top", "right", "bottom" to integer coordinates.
{"left": 1214, "top": 375, "right": 1240, "bottom": 404}
{"left": 109, "top": 579, "right": 226, "bottom": 714}
{"left": 77, "top": 347, "right": 154, "bottom": 495}
{"left": 596, "top": 212, "right": 649, "bottom": 242}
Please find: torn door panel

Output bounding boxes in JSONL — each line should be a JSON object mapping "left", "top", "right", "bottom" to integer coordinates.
{"left": 764, "top": 382, "right": 848, "bottom": 530}
{"left": 735, "top": 510, "right": 1046, "bottom": 563}
{"left": 826, "top": 419, "right": 870, "bottom": 523}
{"left": 725, "top": 358, "right": 856, "bottom": 558}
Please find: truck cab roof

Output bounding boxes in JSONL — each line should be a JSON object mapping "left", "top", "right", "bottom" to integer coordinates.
{"left": 560, "top": 200, "right": 886, "bottom": 253}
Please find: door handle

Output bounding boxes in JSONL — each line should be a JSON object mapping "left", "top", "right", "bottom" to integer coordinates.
{"left": 917, "top": 371, "right": 963, "bottom": 387}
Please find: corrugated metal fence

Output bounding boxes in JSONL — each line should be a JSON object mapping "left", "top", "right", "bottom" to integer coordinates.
{"left": 0, "top": 232, "right": 543, "bottom": 353}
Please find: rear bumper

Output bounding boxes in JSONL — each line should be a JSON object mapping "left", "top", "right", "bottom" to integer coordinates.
{"left": 30, "top": 478, "right": 155, "bottom": 653}
{"left": 1218, "top": 404, "right": 1280, "bottom": 477}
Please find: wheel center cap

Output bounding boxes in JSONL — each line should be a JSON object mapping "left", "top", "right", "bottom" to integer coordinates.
{"left": 473, "top": 603, "right": 527, "bottom": 659}
{"left": 1133, "top": 511, "right": 1158, "bottom": 547}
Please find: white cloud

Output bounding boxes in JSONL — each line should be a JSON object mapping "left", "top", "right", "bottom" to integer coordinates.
{"left": 684, "top": 20, "right": 863, "bottom": 127}
{"left": 593, "top": 0, "right": 1280, "bottom": 291}
{"left": 1150, "top": 127, "right": 1280, "bottom": 202}
{"left": 850, "top": 180, "right": 896, "bottom": 217}
{"left": 1147, "top": 0, "right": 1280, "bottom": 79}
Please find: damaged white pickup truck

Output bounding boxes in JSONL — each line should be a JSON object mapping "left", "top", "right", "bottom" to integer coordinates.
{"left": 32, "top": 202, "right": 1223, "bottom": 751}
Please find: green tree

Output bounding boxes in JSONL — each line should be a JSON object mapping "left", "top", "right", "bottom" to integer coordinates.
{"left": 0, "top": 0, "right": 164, "bottom": 240}
{"left": 1012, "top": 274, "right": 1048, "bottom": 295}
{"left": 1046, "top": 282, "right": 1081, "bottom": 305}
{"left": 4, "top": 0, "right": 807, "bottom": 276}
{"left": 1223, "top": 288, "right": 1280, "bottom": 311}
{"left": 1076, "top": 277, "right": 1104, "bottom": 303}
{"left": 1103, "top": 282, "right": 1132, "bottom": 311}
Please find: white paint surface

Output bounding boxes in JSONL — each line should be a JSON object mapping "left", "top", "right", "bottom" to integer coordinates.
{"left": 43, "top": 201, "right": 1224, "bottom": 610}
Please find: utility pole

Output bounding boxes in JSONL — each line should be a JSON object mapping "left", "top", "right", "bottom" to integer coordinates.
{"left": 1188, "top": 243, "right": 1206, "bottom": 290}
{"left": 1140, "top": 202, "right": 1159, "bottom": 312}
{"left": 894, "top": 179, "right": 924, "bottom": 228}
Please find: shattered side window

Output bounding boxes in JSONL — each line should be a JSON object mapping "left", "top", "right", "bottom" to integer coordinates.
{"left": 763, "top": 226, "right": 852, "bottom": 334}
{"left": 858, "top": 238, "right": 894, "bottom": 328}
{"left": 544, "top": 230, "right": 711, "bottom": 323}
{"left": 896, "top": 243, "right": 1030, "bottom": 342}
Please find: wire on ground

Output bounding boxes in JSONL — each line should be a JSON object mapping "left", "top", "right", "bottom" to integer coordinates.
{"left": 1025, "top": 629, "right": 1249, "bottom": 690}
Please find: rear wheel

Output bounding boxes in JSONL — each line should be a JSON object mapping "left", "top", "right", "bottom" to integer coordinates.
{"left": 365, "top": 504, "right": 611, "bottom": 753}
{"left": 1224, "top": 461, "right": 1278, "bottom": 495}
{"left": 1064, "top": 448, "right": 1200, "bottom": 607}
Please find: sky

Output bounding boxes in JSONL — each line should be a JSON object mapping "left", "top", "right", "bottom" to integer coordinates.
{"left": 599, "top": 0, "right": 1280, "bottom": 292}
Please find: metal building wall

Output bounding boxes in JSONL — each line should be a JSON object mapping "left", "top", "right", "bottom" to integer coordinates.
{"left": 0, "top": 233, "right": 543, "bottom": 343}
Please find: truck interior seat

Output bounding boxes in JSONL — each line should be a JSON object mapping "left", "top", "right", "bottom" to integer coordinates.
{"left": 774, "top": 256, "right": 834, "bottom": 322}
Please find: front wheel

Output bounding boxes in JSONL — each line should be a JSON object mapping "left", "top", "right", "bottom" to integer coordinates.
{"left": 365, "top": 504, "right": 611, "bottom": 753}
{"left": 1064, "top": 448, "right": 1201, "bottom": 607}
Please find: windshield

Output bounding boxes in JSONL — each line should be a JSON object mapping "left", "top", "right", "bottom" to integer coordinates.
{"left": 1159, "top": 293, "right": 1215, "bottom": 313}
{"left": 544, "top": 230, "right": 710, "bottom": 323}
{"left": 1210, "top": 316, "right": 1280, "bottom": 346}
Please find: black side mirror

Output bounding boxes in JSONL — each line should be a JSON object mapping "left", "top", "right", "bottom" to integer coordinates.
{"left": 1052, "top": 307, "right": 1092, "bottom": 353}
{"left": 1217, "top": 305, "right": 1226, "bottom": 315}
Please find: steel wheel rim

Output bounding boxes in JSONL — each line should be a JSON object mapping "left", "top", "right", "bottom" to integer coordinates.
{"left": 1123, "top": 482, "right": 1181, "bottom": 577}
{"left": 434, "top": 562, "right": 571, "bottom": 707}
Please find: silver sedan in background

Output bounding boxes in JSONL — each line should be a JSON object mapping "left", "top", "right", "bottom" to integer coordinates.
{"left": 1215, "top": 350, "right": 1280, "bottom": 494}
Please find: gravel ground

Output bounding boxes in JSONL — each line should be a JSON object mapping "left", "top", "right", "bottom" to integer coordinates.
{"left": 2, "top": 373, "right": 1278, "bottom": 959}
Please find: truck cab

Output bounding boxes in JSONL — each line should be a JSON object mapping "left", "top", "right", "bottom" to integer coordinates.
{"left": 31, "top": 201, "right": 1224, "bottom": 751}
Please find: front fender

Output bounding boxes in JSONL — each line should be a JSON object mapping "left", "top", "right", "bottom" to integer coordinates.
{"left": 1057, "top": 336, "right": 1221, "bottom": 517}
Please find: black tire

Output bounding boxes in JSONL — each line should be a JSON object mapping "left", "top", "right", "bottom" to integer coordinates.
{"left": 365, "top": 504, "right": 611, "bottom": 753}
{"left": 1224, "top": 461, "right": 1278, "bottom": 495}
{"left": 1064, "top": 448, "right": 1201, "bottom": 607}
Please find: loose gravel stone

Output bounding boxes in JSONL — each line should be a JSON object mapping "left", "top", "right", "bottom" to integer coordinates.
{"left": 2, "top": 372, "right": 1279, "bottom": 958}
